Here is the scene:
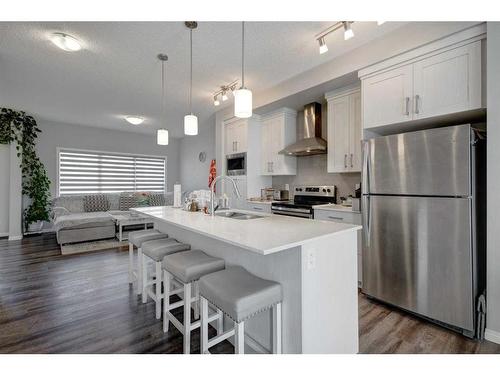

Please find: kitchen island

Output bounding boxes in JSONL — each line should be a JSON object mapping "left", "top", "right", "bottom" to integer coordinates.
{"left": 132, "top": 206, "right": 361, "bottom": 354}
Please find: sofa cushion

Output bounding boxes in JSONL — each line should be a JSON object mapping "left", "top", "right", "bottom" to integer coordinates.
{"left": 119, "top": 193, "right": 138, "bottom": 211}
{"left": 52, "top": 196, "right": 85, "bottom": 213}
{"left": 83, "top": 194, "right": 110, "bottom": 212}
{"left": 54, "top": 211, "right": 115, "bottom": 231}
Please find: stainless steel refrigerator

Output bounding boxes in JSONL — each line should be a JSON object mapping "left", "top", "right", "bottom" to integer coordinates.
{"left": 362, "top": 124, "right": 486, "bottom": 337}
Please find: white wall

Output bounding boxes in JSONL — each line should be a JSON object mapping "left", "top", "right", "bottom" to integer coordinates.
{"left": 486, "top": 22, "right": 500, "bottom": 343}
{"left": 35, "top": 119, "right": 181, "bottom": 198}
{"left": 0, "top": 144, "right": 10, "bottom": 236}
{"left": 179, "top": 115, "right": 216, "bottom": 192}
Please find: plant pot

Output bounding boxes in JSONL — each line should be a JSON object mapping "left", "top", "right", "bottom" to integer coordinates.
{"left": 28, "top": 221, "right": 44, "bottom": 233}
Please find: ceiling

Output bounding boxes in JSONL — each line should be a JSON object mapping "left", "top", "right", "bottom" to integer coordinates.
{"left": 0, "top": 21, "right": 406, "bottom": 138}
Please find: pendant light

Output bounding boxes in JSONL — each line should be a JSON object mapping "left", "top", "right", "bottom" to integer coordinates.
{"left": 234, "top": 21, "right": 252, "bottom": 118}
{"left": 184, "top": 21, "right": 198, "bottom": 136}
{"left": 157, "top": 54, "right": 169, "bottom": 145}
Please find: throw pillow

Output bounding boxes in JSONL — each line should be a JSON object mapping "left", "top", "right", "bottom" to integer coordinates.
{"left": 83, "top": 194, "right": 110, "bottom": 212}
{"left": 149, "top": 193, "right": 165, "bottom": 206}
{"left": 119, "top": 193, "right": 139, "bottom": 211}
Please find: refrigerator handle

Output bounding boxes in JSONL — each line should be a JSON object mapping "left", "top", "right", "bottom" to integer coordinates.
{"left": 362, "top": 195, "right": 371, "bottom": 248}
{"left": 362, "top": 140, "right": 370, "bottom": 195}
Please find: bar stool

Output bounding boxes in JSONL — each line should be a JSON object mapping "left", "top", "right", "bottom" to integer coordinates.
{"left": 199, "top": 266, "right": 283, "bottom": 354}
{"left": 128, "top": 229, "right": 168, "bottom": 295}
{"left": 162, "top": 250, "right": 225, "bottom": 354}
{"left": 141, "top": 238, "right": 191, "bottom": 318}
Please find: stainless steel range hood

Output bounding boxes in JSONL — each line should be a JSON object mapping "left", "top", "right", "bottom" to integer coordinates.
{"left": 279, "top": 102, "right": 327, "bottom": 156}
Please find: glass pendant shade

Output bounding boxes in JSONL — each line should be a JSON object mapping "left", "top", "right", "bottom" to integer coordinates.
{"left": 184, "top": 114, "right": 198, "bottom": 135}
{"left": 157, "top": 129, "right": 169, "bottom": 145}
{"left": 234, "top": 88, "right": 252, "bottom": 118}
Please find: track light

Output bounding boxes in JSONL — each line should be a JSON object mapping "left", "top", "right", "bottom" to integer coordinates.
{"left": 214, "top": 95, "right": 220, "bottom": 106}
{"left": 318, "top": 37, "right": 328, "bottom": 54}
{"left": 343, "top": 22, "right": 354, "bottom": 40}
{"left": 221, "top": 91, "right": 228, "bottom": 101}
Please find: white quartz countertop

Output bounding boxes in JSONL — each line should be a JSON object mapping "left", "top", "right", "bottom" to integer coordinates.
{"left": 132, "top": 206, "right": 361, "bottom": 255}
{"left": 313, "top": 204, "right": 361, "bottom": 214}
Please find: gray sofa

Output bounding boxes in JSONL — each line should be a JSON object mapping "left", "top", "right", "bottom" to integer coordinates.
{"left": 52, "top": 192, "right": 171, "bottom": 245}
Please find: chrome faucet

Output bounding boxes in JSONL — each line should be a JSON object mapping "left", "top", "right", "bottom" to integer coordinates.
{"left": 209, "top": 175, "right": 242, "bottom": 217}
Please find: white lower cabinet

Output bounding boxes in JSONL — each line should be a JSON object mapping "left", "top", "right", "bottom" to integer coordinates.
{"left": 314, "top": 208, "right": 363, "bottom": 286}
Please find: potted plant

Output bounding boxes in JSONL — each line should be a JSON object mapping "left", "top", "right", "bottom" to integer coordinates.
{"left": 0, "top": 108, "right": 51, "bottom": 233}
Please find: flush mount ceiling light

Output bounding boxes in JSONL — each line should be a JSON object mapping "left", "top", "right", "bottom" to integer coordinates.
{"left": 318, "top": 37, "right": 328, "bottom": 54}
{"left": 315, "top": 21, "right": 355, "bottom": 55}
{"left": 234, "top": 22, "right": 252, "bottom": 118}
{"left": 343, "top": 22, "right": 354, "bottom": 40}
{"left": 157, "top": 53, "right": 169, "bottom": 145}
{"left": 125, "top": 116, "right": 144, "bottom": 125}
{"left": 184, "top": 21, "right": 198, "bottom": 136}
{"left": 50, "top": 32, "right": 82, "bottom": 51}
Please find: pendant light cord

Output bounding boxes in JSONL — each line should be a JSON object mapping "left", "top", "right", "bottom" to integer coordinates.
{"left": 189, "top": 28, "right": 193, "bottom": 114}
{"left": 161, "top": 60, "right": 166, "bottom": 122}
{"left": 241, "top": 21, "right": 245, "bottom": 88}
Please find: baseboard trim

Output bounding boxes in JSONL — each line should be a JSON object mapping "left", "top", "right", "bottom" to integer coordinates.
{"left": 0, "top": 232, "right": 9, "bottom": 238}
{"left": 8, "top": 235, "right": 23, "bottom": 241}
{"left": 485, "top": 328, "right": 500, "bottom": 344}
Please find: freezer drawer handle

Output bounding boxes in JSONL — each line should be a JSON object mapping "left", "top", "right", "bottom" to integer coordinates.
{"left": 328, "top": 216, "right": 344, "bottom": 220}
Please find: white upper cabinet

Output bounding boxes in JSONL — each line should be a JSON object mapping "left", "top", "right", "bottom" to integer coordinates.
{"left": 326, "top": 86, "right": 362, "bottom": 173}
{"left": 362, "top": 65, "right": 413, "bottom": 129}
{"left": 412, "top": 42, "right": 481, "bottom": 120}
{"left": 359, "top": 24, "right": 485, "bottom": 130}
{"left": 224, "top": 118, "right": 247, "bottom": 155}
{"left": 260, "top": 108, "right": 297, "bottom": 176}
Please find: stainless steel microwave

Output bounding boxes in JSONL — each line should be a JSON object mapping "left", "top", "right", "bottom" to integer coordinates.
{"left": 226, "top": 152, "right": 246, "bottom": 176}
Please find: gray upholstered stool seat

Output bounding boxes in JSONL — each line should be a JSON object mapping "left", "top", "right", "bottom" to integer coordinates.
{"left": 162, "top": 250, "right": 225, "bottom": 354}
{"left": 199, "top": 266, "right": 283, "bottom": 354}
{"left": 128, "top": 229, "right": 168, "bottom": 297}
{"left": 143, "top": 238, "right": 191, "bottom": 261}
{"left": 163, "top": 250, "right": 225, "bottom": 284}
{"left": 129, "top": 229, "right": 168, "bottom": 247}
{"left": 199, "top": 266, "right": 283, "bottom": 323}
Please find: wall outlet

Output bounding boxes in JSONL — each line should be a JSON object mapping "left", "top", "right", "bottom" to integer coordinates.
{"left": 306, "top": 248, "right": 316, "bottom": 270}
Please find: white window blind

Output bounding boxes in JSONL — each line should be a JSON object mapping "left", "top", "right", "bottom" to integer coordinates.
{"left": 57, "top": 149, "right": 166, "bottom": 196}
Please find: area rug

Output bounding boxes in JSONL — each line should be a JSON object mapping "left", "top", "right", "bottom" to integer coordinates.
{"left": 61, "top": 239, "right": 128, "bottom": 255}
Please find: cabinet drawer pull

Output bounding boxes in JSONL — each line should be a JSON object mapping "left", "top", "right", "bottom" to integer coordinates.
{"left": 350, "top": 154, "right": 353, "bottom": 168}
{"left": 252, "top": 206, "right": 263, "bottom": 211}
{"left": 405, "top": 96, "right": 410, "bottom": 116}
{"left": 415, "top": 94, "right": 421, "bottom": 114}
{"left": 328, "top": 216, "right": 344, "bottom": 220}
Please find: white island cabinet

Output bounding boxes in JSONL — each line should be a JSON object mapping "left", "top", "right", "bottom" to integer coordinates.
{"left": 132, "top": 206, "right": 360, "bottom": 354}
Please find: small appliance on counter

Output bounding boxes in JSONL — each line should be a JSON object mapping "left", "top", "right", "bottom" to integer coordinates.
{"left": 273, "top": 189, "right": 290, "bottom": 201}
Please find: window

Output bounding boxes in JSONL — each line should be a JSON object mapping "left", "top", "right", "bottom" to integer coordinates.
{"left": 57, "top": 148, "right": 166, "bottom": 196}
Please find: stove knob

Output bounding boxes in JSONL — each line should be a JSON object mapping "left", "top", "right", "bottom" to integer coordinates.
{"left": 327, "top": 189, "right": 331, "bottom": 193}
{"left": 322, "top": 189, "right": 326, "bottom": 193}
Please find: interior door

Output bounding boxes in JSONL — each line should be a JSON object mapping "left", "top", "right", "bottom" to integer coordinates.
{"left": 413, "top": 41, "right": 482, "bottom": 120}
{"left": 362, "top": 64, "right": 413, "bottom": 129}
{"left": 348, "top": 91, "right": 362, "bottom": 172}
{"left": 327, "top": 96, "right": 350, "bottom": 172}
{"left": 363, "top": 195, "right": 474, "bottom": 331}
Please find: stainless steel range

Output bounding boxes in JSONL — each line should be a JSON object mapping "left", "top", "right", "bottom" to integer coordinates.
{"left": 271, "top": 185, "right": 337, "bottom": 219}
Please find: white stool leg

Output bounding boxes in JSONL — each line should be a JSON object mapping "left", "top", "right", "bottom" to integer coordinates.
{"left": 216, "top": 308, "right": 223, "bottom": 335}
{"left": 137, "top": 247, "right": 143, "bottom": 296}
{"left": 272, "top": 303, "right": 282, "bottom": 354}
{"left": 193, "top": 281, "right": 200, "bottom": 320}
{"left": 163, "top": 270, "right": 171, "bottom": 333}
{"left": 141, "top": 254, "right": 148, "bottom": 303}
{"left": 200, "top": 296, "right": 209, "bottom": 354}
{"left": 128, "top": 243, "right": 134, "bottom": 284}
{"left": 234, "top": 321, "right": 245, "bottom": 354}
{"left": 155, "top": 261, "right": 162, "bottom": 319}
{"left": 183, "top": 282, "right": 192, "bottom": 354}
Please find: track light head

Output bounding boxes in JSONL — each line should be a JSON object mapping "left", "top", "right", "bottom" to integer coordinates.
{"left": 214, "top": 95, "right": 220, "bottom": 106}
{"left": 343, "top": 22, "right": 354, "bottom": 40}
{"left": 221, "top": 91, "right": 228, "bottom": 101}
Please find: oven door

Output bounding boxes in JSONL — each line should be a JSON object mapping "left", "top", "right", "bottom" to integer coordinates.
{"left": 226, "top": 153, "right": 246, "bottom": 176}
{"left": 271, "top": 205, "right": 312, "bottom": 218}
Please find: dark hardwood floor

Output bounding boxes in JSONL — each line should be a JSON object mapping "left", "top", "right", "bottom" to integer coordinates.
{"left": 1, "top": 233, "right": 499, "bottom": 354}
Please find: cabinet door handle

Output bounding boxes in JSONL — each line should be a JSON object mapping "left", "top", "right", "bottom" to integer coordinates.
{"left": 405, "top": 97, "right": 410, "bottom": 116}
{"left": 415, "top": 94, "right": 421, "bottom": 115}
{"left": 235, "top": 141, "right": 238, "bottom": 152}
{"left": 271, "top": 162, "right": 274, "bottom": 173}
{"left": 328, "top": 216, "right": 344, "bottom": 220}
{"left": 350, "top": 154, "right": 353, "bottom": 168}
{"left": 253, "top": 206, "right": 263, "bottom": 211}
{"left": 344, "top": 154, "right": 347, "bottom": 169}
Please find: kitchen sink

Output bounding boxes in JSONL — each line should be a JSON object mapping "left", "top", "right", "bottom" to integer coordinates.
{"left": 215, "top": 211, "right": 264, "bottom": 220}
